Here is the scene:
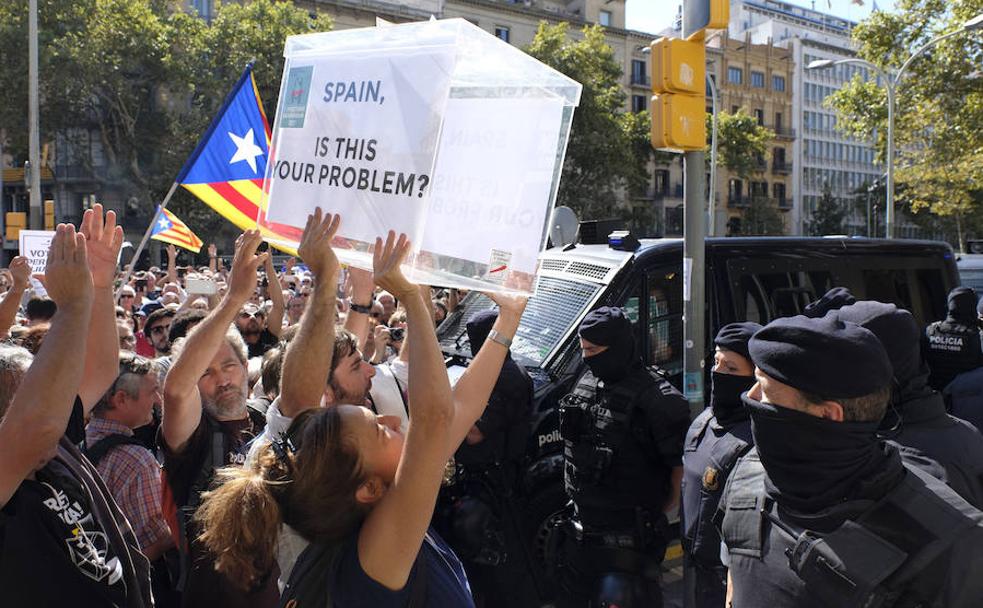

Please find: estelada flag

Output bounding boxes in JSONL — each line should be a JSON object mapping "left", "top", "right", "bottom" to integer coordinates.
{"left": 151, "top": 206, "right": 204, "bottom": 253}
{"left": 175, "top": 65, "right": 300, "bottom": 252}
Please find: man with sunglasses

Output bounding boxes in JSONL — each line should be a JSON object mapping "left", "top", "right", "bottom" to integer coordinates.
{"left": 144, "top": 308, "right": 176, "bottom": 358}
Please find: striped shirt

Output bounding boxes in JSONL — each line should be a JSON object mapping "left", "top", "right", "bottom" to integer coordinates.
{"left": 85, "top": 417, "right": 171, "bottom": 551}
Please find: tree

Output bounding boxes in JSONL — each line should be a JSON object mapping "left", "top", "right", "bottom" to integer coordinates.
{"left": 708, "top": 109, "right": 774, "bottom": 180}
{"left": 526, "top": 23, "right": 652, "bottom": 221}
{"left": 809, "top": 186, "right": 848, "bottom": 236}
{"left": 825, "top": 0, "right": 983, "bottom": 243}
{"left": 0, "top": 0, "right": 332, "bottom": 258}
{"left": 741, "top": 197, "right": 785, "bottom": 235}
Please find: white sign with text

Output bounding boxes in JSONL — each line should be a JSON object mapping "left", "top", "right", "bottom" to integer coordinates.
{"left": 18, "top": 230, "right": 55, "bottom": 275}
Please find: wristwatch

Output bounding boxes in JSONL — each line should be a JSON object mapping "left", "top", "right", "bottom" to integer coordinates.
{"left": 487, "top": 329, "right": 513, "bottom": 348}
{"left": 349, "top": 298, "right": 375, "bottom": 314}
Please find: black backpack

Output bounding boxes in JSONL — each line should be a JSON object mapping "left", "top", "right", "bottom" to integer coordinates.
{"left": 84, "top": 433, "right": 148, "bottom": 467}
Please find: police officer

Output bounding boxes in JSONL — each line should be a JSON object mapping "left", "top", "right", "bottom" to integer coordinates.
{"left": 680, "top": 322, "right": 760, "bottom": 608}
{"left": 923, "top": 286, "right": 983, "bottom": 391}
{"left": 836, "top": 301, "right": 983, "bottom": 508}
{"left": 718, "top": 314, "right": 983, "bottom": 607}
{"left": 555, "top": 307, "right": 690, "bottom": 607}
{"left": 942, "top": 297, "right": 983, "bottom": 432}
{"left": 440, "top": 309, "right": 535, "bottom": 606}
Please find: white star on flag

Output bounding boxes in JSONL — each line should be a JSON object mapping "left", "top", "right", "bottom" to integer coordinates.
{"left": 228, "top": 128, "right": 264, "bottom": 174}
{"left": 157, "top": 217, "right": 170, "bottom": 230}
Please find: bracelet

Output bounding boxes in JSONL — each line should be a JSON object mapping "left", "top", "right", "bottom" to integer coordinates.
{"left": 487, "top": 329, "right": 513, "bottom": 349}
{"left": 349, "top": 298, "right": 375, "bottom": 314}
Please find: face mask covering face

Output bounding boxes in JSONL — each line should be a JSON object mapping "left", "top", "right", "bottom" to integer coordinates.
{"left": 710, "top": 372, "right": 755, "bottom": 425}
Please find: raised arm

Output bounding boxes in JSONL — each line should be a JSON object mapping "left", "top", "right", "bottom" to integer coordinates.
{"left": 358, "top": 233, "right": 454, "bottom": 590}
{"left": 0, "top": 257, "right": 30, "bottom": 337}
{"left": 166, "top": 244, "right": 178, "bottom": 286}
{"left": 278, "top": 210, "right": 341, "bottom": 418}
{"left": 0, "top": 225, "right": 93, "bottom": 508}
{"left": 343, "top": 267, "right": 375, "bottom": 350}
{"left": 264, "top": 254, "right": 285, "bottom": 338}
{"left": 208, "top": 243, "right": 218, "bottom": 274}
{"left": 78, "top": 205, "right": 124, "bottom": 412}
{"left": 446, "top": 292, "right": 525, "bottom": 455}
{"left": 162, "top": 230, "right": 267, "bottom": 453}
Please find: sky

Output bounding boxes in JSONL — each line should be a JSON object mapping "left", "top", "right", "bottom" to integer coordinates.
{"left": 626, "top": 0, "right": 898, "bottom": 35}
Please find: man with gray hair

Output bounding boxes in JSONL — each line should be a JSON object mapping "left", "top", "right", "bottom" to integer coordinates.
{"left": 160, "top": 230, "right": 275, "bottom": 607}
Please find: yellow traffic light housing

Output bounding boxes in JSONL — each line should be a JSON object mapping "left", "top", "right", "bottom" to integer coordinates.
{"left": 650, "top": 37, "right": 705, "bottom": 96}
{"left": 651, "top": 93, "right": 706, "bottom": 152}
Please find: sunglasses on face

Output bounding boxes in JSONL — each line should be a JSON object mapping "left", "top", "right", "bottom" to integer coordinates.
{"left": 239, "top": 311, "right": 265, "bottom": 320}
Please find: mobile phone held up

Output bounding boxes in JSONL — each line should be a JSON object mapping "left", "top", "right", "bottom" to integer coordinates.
{"left": 186, "top": 277, "right": 218, "bottom": 296}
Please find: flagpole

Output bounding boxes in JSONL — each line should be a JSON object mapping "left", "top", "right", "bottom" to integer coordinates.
{"left": 115, "top": 182, "right": 179, "bottom": 302}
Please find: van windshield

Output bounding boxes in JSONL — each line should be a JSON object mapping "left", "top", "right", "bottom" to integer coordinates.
{"left": 439, "top": 275, "right": 602, "bottom": 366}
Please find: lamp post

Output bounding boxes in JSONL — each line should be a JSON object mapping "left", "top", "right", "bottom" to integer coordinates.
{"left": 706, "top": 69, "right": 719, "bottom": 236}
{"left": 806, "top": 12, "right": 983, "bottom": 239}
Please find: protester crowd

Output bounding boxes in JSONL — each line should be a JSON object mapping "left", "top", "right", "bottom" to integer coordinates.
{"left": 1, "top": 203, "right": 983, "bottom": 607}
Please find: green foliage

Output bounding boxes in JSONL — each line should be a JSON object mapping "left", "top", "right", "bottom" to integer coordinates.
{"left": 707, "top": 109, "right": 774, "bottom": 179}
{"left": 808, "top": 186, "right": 848, "bottom": 236}
{"left": 825, "top": 0, "right": 983, "bottom": 235}
{"left": 740, "top": 197, "right": 785, "bottom": 236}
{"left": 526, "top": 22, "right": 652, "bottom": 221}
{"left": 0, "top": 0, "right": 331, "bottom": 253}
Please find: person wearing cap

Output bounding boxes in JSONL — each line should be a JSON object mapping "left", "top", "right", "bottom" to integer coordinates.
{"left": 680, "top": 322, "right": 761, "bottom": 608}
{"left": 802, "top": 286, "right": 856, "bottom": 318}
{"left": 942, "top": 300, "right": 983, "bottom": 432}
{"left": 552, "top": 306, "right": 690, "bottom": 607}
{"left": 718, "top": 314, "right": 983, "bottom": 607}
{"left": 923, "top": 286, "right": 983, "bottom": 391}
{"left": 836, "top": 301, "right": 983, "bottom": 509}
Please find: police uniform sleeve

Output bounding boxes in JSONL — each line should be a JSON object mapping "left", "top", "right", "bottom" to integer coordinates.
{"left": 644, "top": 383, "right": 691, "bottom": 468}
{"left": 943, "top": 526, "right": 983, "bottom": 606}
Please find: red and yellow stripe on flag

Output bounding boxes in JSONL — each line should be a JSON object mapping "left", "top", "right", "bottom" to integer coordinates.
{"left": 151, "top": 207, "right": 204, "bottom": 253}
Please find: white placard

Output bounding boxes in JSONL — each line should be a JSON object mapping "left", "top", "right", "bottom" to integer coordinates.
{"left": 421, "top": 97, "right": 565, "bottom": 276}
{"left": 18, "top": 230, "right": 55, "bottom": 275}
{"left": 263, "top": 47, "right": 457, "bottom": 245}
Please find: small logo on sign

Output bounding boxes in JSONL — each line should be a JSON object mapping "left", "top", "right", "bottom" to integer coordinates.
{"left": 702, "top": 466, "right": 720, "bottom": 491}
{"left": 280, "top": 66, "right": 314, "bottom": 128}
{"left": 485, "top": 249, "right": 512, "bottom": 285}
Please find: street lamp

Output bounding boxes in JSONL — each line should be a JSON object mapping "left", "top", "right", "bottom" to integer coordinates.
{"left": 806, "top": 12, "right": 983, "bottom": 239}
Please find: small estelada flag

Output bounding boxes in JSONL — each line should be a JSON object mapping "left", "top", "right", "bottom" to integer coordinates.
{"left": 151, "top": 206, "right": 204, "bottom": 253}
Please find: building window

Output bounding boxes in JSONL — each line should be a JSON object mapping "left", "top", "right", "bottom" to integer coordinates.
{"left": 706, "top": 74, "right": 716, "bottom": 97}
{"left": 751, "top": 71, "right": 765, "bottom": 88}
{"left": 753, "top": 108, "right": 764, "bottom": 126}
{"left": 774, "top": 182, "right": 786, "bottom": 201}
{"left": 728, "top": 66, "right": 743, "bottom": 84}
{"left": 773, "top": 75, "right": 786, "bottom": 91}
{"left": 494, "top": 26, "right": 510, "bottom": 42}
{"left": 632, "top": 95, "right": 647, "bottom": 113}
{"left": 631, "top": 59, "right": 647, "bottom": 86}
{"left": 599, "top": 10, "right": 612, "bottom": 26}
{"left": 731, "top": 105, "right": 740, "bottom": 114}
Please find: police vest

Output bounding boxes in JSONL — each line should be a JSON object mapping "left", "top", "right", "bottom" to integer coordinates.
{"left": 561, "top": 367, "right": 676, "bottom": 515}
{"left": 680, "top": 409, "right": 753, "bottom": 569}
{"left": 719, "top": 452, "right": 980, "bottom": 608}
{"left": 924, "top": 321, "right": 983, "bottom": 391}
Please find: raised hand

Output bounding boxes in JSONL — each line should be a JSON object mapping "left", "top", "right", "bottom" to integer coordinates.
{"left": 297, "top": 208, "right": 341, "bottom": 280}
{"left": 80, "top": 204, "right": 124, "bottom": 289}
{"left": 285, "top": 256, "right": 296, "bottom": 273}
{"left": 45, "top": 224, "right": 93, "bottom": 309}
{"left": 485, "top": 290, "right": 529, "bottom": 319}
{"left": 167, "top": 244, "right": 177, "bottom": 259}
{"left": 227, "top": 230, "right": 269, "bottom": 305}
{"left": 208, "top": 243, "right": 217, "bottom": 258}
{"left": 372, "top": 231, "right": 415, "bottom": 299}
{"left": 8, "top": 257, "right": 31, "bottom": 290}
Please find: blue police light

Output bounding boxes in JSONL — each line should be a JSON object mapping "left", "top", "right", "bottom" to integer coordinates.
{"left": 608, "top": 230, "right": 640, "bottom": 252}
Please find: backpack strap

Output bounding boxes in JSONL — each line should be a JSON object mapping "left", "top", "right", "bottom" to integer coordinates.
{"left": 84, "top": 433, "right": 147, "bottom": 467}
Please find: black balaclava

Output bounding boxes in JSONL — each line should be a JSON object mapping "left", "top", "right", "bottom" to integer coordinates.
{"left": 467, "top": 309, "right": 503, "bottom": 358}
{"left": 946, "top": 286, "right": 979, "bottom": 324}
{"left": 746, "top": 314, "right": 903, "bottom": 513}
{"left": 710, "top": 322, "right": 761, "bottom": 425}
{"left": 578, "top": 306, "right": 638, "bottom": 384}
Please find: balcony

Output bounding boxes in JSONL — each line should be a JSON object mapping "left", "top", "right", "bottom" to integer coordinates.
{"left": 777, "top": 197, "right": 792, "bottom": 209}
{"left": 772, "top": 161, "right": 792, "bottom": 175}
{"left": 630, "top": 73, "right": 650, "bottom": 87}
{"left": 728, "top": 196, "right": 750, "bottom": 208}
{"left": 774, "top": 126, "right": 796, "bottom": 139}
{"left": 752, "top": 158, "right": 768, "bottom": 172}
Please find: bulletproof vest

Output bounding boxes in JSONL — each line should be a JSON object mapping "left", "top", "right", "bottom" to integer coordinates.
{"left": 680, "top": 409, "right": 753, "bottom": 568}
{"left": 560, "top": 367, "right": 671, "bottom": 515}
{"left": 718, "top": 452, "right": 979, "bottom": 608}
{"left": 924, "top": 320, "right": 983, "bottom": 391}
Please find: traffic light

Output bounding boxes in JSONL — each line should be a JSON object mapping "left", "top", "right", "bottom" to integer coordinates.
{"left": 650, "top": 36, "right": 706, "bottom": 151}
{"left": 683, "top": 0, "right": 729, "bottom": 38}
{"left": 44, "top": 200, "right": 54, "bottom": 230}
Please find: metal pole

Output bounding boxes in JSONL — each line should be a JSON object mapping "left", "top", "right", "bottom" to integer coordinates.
{"left": 115, "top": 182, "right": 178, "bottom": 301}
{"left": 683, "top": 150, "right": 706, "bottom": 414}
{"left": 884, "top": 81, "right": 895, "bottom": 239}
{"left": 27, "top": 0, "right": 42, "bottom": 230}
{"left": 707, "top": 72, "right": 719, "bottom": 237}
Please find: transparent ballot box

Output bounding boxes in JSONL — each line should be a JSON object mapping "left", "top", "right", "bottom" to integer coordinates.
{"left": 258, "top": 18, "right": 582, "bottom": 295}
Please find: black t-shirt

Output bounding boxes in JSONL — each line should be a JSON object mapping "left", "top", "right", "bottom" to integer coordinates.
{"left": 1, "top": 399, "right": 150, "bottom": 607}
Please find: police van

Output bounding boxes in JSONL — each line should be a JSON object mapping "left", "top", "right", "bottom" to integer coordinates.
{"left": 436, "top": 232, "right": 958, "bottom": 600}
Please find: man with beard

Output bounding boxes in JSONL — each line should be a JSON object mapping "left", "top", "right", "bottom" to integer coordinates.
{"left": 160, "top": 230, "right": 275, "bottom": 608}
{"left": 554, "top": 307, "right": 690, "bottom": 607}
{"left": 680, "top": 322, "right": 761, "bottom": 608}
{"left": 234, "top": 255, "right": 284, "bottom": 359}
{"left": 143, "top": 307, "right": 175, "bottom": 358}
{"left": 718, "top": 314, "right": 983, "bottom": 607}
